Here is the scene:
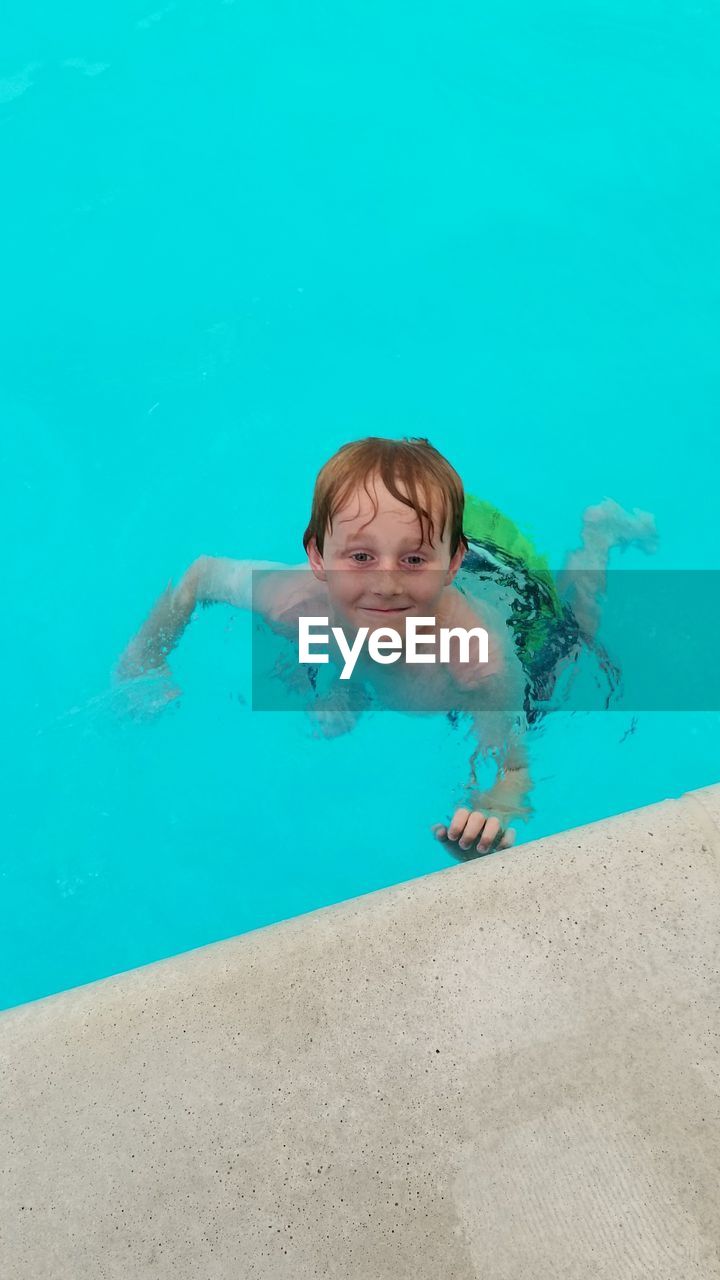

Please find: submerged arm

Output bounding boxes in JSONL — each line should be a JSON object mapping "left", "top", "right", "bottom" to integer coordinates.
{"left": 458, "top": 612, "right": 534, "bottom": 822}
{"left": 116, "top": 555, "right": 292, "bottom": 680}
{"left": 464, "top": 719, "right": 534, "bottom": 822}
{"left": 433, "top": 713, "right": 534, "bottom": 859}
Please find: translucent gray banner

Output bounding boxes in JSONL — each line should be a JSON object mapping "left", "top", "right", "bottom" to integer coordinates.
{"left": 248, "top": 568, "right": 720, "bottom": 714}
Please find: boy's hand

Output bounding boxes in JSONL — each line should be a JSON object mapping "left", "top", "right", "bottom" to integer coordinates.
{"left": 114, "top": 662, "right": 183, "bottom": 722}
{"left": 433, "top": 807, "right": 516, "bottom": 857}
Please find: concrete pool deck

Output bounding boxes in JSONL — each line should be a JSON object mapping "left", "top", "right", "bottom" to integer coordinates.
{"left": 2, "top": 785, "right": 720, "bottom": 1278}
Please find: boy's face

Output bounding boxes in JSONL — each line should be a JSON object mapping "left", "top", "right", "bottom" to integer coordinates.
{"left": 307, "top": 474, "right": 465, "bottom": 631}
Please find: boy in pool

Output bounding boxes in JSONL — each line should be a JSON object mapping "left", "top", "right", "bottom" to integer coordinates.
{"left": 117, "top": 437, "right": 657, "bottom": 859}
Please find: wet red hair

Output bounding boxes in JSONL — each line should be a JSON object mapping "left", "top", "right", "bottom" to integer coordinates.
{"left": 302, "top": 437, "right": 469, "bottom": 558}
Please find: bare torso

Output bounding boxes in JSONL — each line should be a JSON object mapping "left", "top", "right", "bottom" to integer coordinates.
{"left": 256, "top": 565, "right": 519, "bottom": 719}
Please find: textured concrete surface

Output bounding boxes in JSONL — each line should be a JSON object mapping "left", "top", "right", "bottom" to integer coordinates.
{"left": 1, "top": 785, "right": 719, "bottom": 1279}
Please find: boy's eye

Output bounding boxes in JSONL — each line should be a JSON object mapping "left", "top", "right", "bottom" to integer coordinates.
{"left": 348, "top": 552, "right": 426, "bottom": 567}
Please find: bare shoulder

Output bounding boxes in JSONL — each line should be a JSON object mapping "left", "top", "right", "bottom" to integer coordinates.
{"left": 255, "top": 566, "right": 328, "bottom": 633}
{"left": 444, "top": 584, "right": 505, "bottom": 690}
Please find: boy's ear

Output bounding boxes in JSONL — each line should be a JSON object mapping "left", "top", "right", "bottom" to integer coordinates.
{"left": 444, "top": 542, "right": 466, "bottom": 584}
{"left": 306, "top": 535, "right": 327, "bottom": 581}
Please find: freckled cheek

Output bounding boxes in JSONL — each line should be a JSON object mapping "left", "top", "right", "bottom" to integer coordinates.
{"left": 415, "top": 582, "right": 442, "bottom": 607}
{"left": 325, "top": 573, "right": 353, "bottom": 601}
{"left": 333, "top": 585, "right": 362, "bottom": 615}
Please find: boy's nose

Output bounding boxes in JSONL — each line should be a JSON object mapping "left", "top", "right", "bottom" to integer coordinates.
{"left": 369, "top": 569, "right": 406, "bottom": 598}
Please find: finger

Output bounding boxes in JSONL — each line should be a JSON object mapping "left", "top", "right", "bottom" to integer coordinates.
{"left": 432, "top": 824, "right": 449, "bottom": 841}
{"left": 447, "top": 808, "right": 470, "bottom": 842}
{"left": 474, "top": 816, "right": 501, "bottom": 852}
{"left": 458, "top": 811, "right": 488, "bottom": 851}
{"left": 498, "top": 827, "right": 516, "bottom": 849}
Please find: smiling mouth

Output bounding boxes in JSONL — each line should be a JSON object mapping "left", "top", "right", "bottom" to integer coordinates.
{"left": 359, "top": 606, "right": 411, "bottom": 614}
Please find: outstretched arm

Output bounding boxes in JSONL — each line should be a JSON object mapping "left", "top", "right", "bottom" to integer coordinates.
{"left": 115, "top": 555, "right": 293, "bottom": 680}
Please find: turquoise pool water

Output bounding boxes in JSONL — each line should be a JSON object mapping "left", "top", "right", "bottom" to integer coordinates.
{"left": 2, "top": 1, "right": 719, "bottom": 1010}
